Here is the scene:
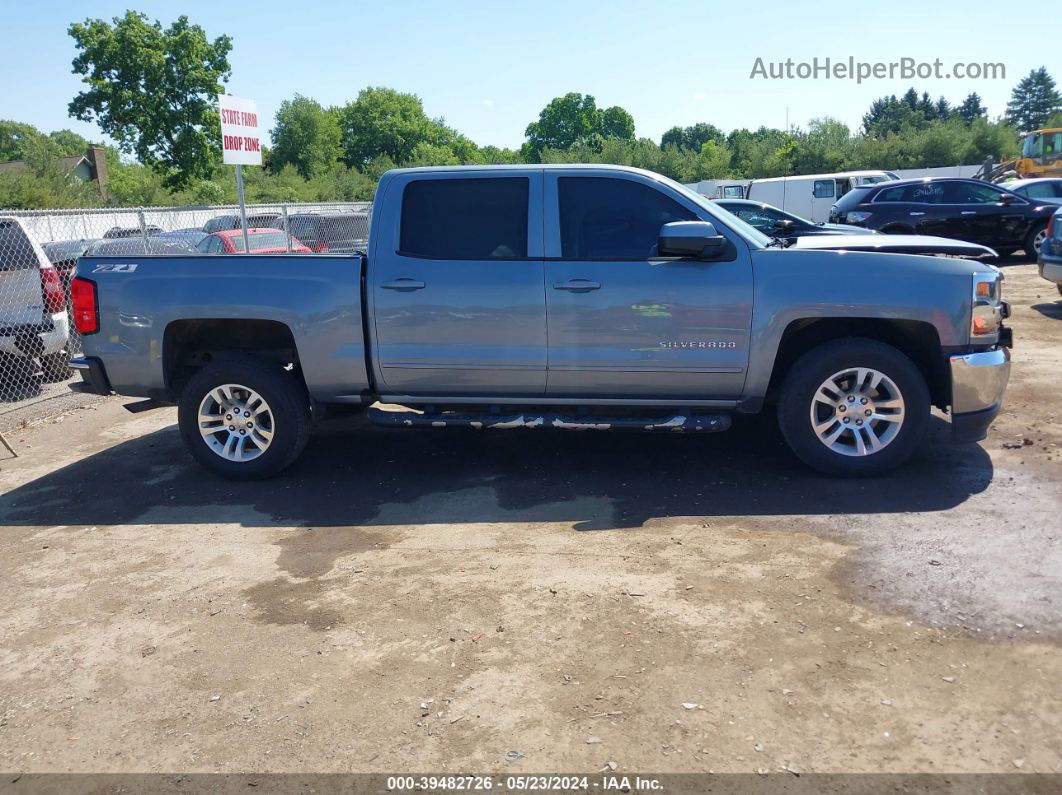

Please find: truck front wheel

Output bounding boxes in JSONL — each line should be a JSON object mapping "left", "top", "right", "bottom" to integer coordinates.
{"left": 777, "top": 338, "right": 929, "bottom": 477}
{"left": 177, "top": 356, "right": 311, "bottom": 480}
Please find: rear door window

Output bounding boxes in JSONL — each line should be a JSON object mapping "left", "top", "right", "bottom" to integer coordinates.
{"left": 558, "top": 177, "right": 694, "bottom": 260}
{"left": 401, "top": 178, "right": 529, "bottom": 259}
{"left": 0, "top": 221, "right": 38, "bottom": 271}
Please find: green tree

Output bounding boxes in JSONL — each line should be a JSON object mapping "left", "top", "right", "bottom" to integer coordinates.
{"left": 697, "top": 140, "right": 732, "bottom": 178}
{"left": 48, "top": 129, "right": 92, "bottom": 156}
{"left": 270, "top": 94, "right": 342, "bottom": 178}
{"left": 660, "top": 122, "right": 724, "bottom": 152}
{"left": 0, "top": 120, "right": 47, "bottom": 162}
{"left": 1006, "top": 67, "right": 1062, "bottom": 131}
{"left": 957, "top": 93, "right": 987, "bottom": 124}
{"left": 67, "top": 11, "right": 232, "bottom": 189}
{"left": 524, "top": 93, "right": 635, "bottom": 158}
{"left": 338, "top": 87, "right": 441, "bottom": 167}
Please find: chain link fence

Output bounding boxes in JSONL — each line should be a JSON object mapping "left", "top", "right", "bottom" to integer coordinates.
{"left": 0, "top": 202, "right": 371, "bottom": 435}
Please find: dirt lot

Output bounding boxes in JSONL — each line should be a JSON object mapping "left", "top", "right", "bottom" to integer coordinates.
{"left": 0, "top": 261, "right": 1060, "bottom": 777}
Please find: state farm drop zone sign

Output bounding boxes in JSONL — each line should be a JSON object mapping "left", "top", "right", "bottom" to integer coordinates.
{"left": 218, "top": 95, "right": 262, "bottom": 166}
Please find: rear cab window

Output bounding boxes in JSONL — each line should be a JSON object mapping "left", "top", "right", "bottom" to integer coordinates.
{"left": 0, "top": 220, "right": 39, "bottom": 271}
{"left": 400, "top": 177, "right": 529, "bottom": 259}
{"left": 831, "top": 185, "right": 875, "bottom": 215}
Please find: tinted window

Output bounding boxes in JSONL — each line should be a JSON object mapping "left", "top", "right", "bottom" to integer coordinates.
{"left": 0, "top": 221, "right": 38, "bottom": 271}
{"left": 875, "top": 183, "right": 946, "bottom": 203}
{"left": 401, "top": 178, "right": 528, "bottom": 259}
{"left": 831, "top": 185, "right": 875, "bottom": 214}
{"left": 813, "top": 180, "right": 836, "bottom": 198}
{"left": 724, "top": 205, "right": 782, "bottom": 233}
{"left": 559, "top": 177, "right": 695, "bottom": 259}
{"left": 1021, "top": 182, "right": 1058, "bottom": 199}
{"left": 944, "top": 182, "right": 1007, "bottom": 204}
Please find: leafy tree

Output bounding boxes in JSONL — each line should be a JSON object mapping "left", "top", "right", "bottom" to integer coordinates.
{"left": 697, "top": 140, "right": 732, "bottom": 178}
{"left": 48, "top": 129, "right": 93, "bottom": 156}
{"left": 68, "top": 11, "right": 232, "bottom": 189}
{"left": 0, "top": 120, "right": 48, "bottom": 162}
{"left": 524, "top": 93, "right": 635, "bottom": 158}
{"left": 957, "top": 93, "right": 987, "bottom": 124}
{"left": 660, "top": 122, "right": 724, "bottom": 152}
{"left": 338, "top": 87, "right": 443, "bottom": 167}
{"left": 1005, "top": 67, "right": 1062, "bottom": 131}
{"left": 270, "top": 95, "right": 342, "bottom": 178}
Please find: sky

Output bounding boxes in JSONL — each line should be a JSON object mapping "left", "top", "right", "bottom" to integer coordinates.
{"left": 0, "top": 0, "right": 1046, "bottom": 152}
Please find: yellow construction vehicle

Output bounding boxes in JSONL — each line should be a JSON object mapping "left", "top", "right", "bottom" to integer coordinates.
{"left": 979, "top": 128, "right": 1062, "bottom": 181}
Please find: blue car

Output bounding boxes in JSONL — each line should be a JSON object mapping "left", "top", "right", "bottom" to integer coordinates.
{"left": 1039, "top": 206, "right": 1062, "bottom": 297}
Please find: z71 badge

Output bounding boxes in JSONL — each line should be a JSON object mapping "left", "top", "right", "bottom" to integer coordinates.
{"left": 92, "top": 263, "right": 138, "bottom": 273}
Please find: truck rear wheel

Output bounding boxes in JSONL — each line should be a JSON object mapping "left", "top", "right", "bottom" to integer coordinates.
{"left": 777, "top": 338, "right": 929, "bottom": 477}
{"left": 177, "top": 356, "right": 311, "bottom": 480}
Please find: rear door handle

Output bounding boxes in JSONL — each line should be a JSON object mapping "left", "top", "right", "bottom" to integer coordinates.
{"left": 909, "top": 212, "right": 925, "bottom": 216}
{"left": 553, "top": 279, "right": 601, "bottom": 292}
{"left": 380, "top": 278, "right": 426, "bottom": 290}
{"left": 961, "top": 211, "right": 978, "bottom": 215}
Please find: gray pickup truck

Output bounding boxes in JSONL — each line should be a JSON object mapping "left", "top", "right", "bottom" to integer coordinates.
{"left": 70, "top": 165, "right": 1012, "bottom": 479}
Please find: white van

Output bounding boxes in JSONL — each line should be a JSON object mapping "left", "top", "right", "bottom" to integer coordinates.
{"left": 746, "top": 170, "right": 898, "bottom": 223}
{"left": 687, "top": 179, "right": 751, "bottom": 200}
{"left": 0, "top": 216, "right": 72, "bottom": 383}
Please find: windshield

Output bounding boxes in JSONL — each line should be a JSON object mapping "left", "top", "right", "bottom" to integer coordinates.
{"left": 1023, "top": 134, "right": 1043, "bottom": 158}
{"left": 669, "top": 180, "right": 773, "bottom": 247}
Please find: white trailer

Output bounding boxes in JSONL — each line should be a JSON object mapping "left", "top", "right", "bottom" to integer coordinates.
{"left": 746, "top": 170, "right": 897, "bottom": 222}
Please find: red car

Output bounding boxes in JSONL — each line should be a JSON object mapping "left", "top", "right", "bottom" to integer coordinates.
{"left": 196, "top": 228, "right": 312, "bottom": 255}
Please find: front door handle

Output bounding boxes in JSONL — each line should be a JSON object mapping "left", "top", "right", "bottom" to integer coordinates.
{"left": 381, "top": 278, "right": 426, "bottom": 291}
{"left": 909, "top": 212, "right": 925, "bottom": 216}
{"left": 961, "top": 211, "right": 978, "bottom": 215}
{"left": 553, "top": 279, "right": 601, "bottom": 292}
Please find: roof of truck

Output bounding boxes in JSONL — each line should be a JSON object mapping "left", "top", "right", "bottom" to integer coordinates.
{"left": 384, "top": 163, "right": 660, "bottom": 177}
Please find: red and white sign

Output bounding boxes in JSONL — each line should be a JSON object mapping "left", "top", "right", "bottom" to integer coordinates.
{"left": 218, "top": 94, "right": 262, "bottom": 166}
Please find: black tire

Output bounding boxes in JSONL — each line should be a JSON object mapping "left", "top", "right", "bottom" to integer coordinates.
{"left": 777, "top": 338, "right": 930, "bottom": 477}
{"left": 1057, "top": 283, "right": 1062, "bottom": 298}
{"left": 40, "top": 352, "right": 73, "bottom": 383}
{"left": 178, "top": 355, "right": 311, "bottom": 480}
{"left": 1025, "top": 223, "right": 1048, "bottom": 258}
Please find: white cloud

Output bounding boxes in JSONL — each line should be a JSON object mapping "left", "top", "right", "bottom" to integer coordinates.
{"left": 692, "top": 92, "right": 706, "bottom": 101}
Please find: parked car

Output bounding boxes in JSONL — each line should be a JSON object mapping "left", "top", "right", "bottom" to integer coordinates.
{"left": 0, "top": 217, "right": 72, "bottom": 383}
{"left": 746, "top": 170, "right": 897, "bottom": 223}
{"left": 42, "top": 238, "right": 98, "bottom": 287}
{"left": 72, "top": 165, "right": 1012, "bottom": 480}
{"left": 1038, "top": 206, "right": 1062, "bottom": 297}
{"left": 103, "top": 225, "right": 163, "bottom": 239}
{"left": 715, "top": 199, "right": 878, "bottom": 243}
{"left": 86, "top": 238, "right": 199, "bottom": 256}
{"left": 196, "top": 228, "right": 312, "bottom": 254}
{"left": 202, "top": 213, "right": 282, "bottom": 234}
{"left": 1000, "top": 178, "right": 1062, "bottom": 204}
{"left": 285, "top": 211, "right": 369, "bottom": 252}
{"left": 829, "top": 178, "right": 1057, "bottom": 257}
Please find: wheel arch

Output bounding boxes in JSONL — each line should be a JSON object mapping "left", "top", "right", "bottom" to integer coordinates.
{"left": 163, "top": 318, "right": 304, "bottom": 401}
{"left": 765, "top": 318, "right": 948, "bottom": 409}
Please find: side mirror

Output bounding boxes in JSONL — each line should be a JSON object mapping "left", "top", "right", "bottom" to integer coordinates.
{"left": 658, "top": 221, "right": 726, "bottom": 258}
{"left": 1000, "top": 193, "right": 1017, "bottom": 205}
{"left": 772, "top": 219, "right": 796, "bottom": 234}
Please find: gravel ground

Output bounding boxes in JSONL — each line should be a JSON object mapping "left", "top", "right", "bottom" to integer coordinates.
{"left": 0, "top": 261, "right": 1059, "bottom": 777}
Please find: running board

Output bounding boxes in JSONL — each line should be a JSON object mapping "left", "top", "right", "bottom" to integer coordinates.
{"left": 367, "top": 408, "right": 731, "bottom": 433}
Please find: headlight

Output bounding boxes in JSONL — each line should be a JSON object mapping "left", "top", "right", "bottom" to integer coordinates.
{"left": 971, "top": 272, "right": 1003, "bottom": 338}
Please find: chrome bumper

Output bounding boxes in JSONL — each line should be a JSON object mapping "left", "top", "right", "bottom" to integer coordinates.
{"left": 949, "top": 347, "right": 1010, "bottom": 442}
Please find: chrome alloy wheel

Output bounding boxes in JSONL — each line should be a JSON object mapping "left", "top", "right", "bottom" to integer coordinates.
{"left": 198, "top": 383, "right": 274, "bottom": 462}
{"left": 809, "top": 367, "right": 905, "bottom": 457}
{"left": 1033, "top": 227, "right": 1047, "bottom": 255}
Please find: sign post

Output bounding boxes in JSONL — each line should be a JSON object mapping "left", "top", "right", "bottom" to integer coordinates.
{"left": 218, "top": 94, "right": 262, "bottom": 254}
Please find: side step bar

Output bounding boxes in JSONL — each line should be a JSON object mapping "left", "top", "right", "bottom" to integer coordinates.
{"left": 367, "top": 408, "right": 731, "bottom": 433}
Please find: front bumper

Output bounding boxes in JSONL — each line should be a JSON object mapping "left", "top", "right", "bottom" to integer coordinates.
{"left": 949, "top": 347, "right": 1011, "bottom": 442}
{"left": 69, "top": 356, "right": 113, "bottom": 395}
